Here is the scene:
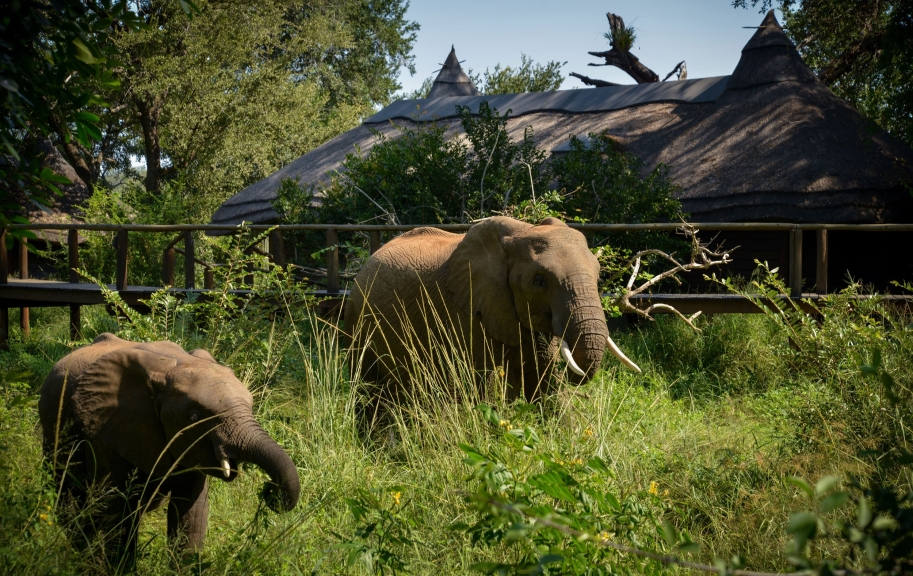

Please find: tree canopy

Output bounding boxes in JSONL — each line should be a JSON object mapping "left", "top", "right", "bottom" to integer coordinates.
{"left": 733, "top": 0, "right": 913, "bottom": 147}
{"left": 402, "top": 54, "right": 566, "bottom": 100}
{"left": 2, "top": 0, "right": 418, "bottom": 226}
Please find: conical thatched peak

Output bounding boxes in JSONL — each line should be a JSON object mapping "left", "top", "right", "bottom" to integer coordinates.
{"left": 742, "top": 9, "right": 795, "bottom": 50}
{"left": 728, "top": 10, "right": 818, "bottom": 89}
{"left": 427, "top": 46, "right": 481, "bottom": 98}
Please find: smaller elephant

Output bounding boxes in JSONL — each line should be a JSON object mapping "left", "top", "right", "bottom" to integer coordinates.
{"left": 39, "top": 333, "right": 300, "bottom": 565}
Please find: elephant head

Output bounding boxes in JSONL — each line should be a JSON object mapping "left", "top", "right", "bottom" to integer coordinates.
{"left": 70, "top": 334, "right": 300, "bottom": 512}
{"left": 446, "top": 217, "right": 640, "bottom": 383}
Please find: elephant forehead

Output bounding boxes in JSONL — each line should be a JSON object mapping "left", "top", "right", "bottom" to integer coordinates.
{"left": 167, "top": 364, "right": 253, "bottom": 405}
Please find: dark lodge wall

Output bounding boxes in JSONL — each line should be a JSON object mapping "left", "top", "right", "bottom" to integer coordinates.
{"left": 673, "top": 230, "right": 912, "bottom": 294}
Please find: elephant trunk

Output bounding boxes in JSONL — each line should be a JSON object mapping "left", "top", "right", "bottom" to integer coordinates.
{"left": 553, "top": 295, "right": 610, "bottom": 383}
{"left": 219, "top": 412, "right": 300, "bottom": 513}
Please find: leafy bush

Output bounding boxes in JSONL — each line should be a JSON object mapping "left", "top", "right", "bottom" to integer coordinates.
{"left": 275, "top": 102, "right": 686, "bottom": 274}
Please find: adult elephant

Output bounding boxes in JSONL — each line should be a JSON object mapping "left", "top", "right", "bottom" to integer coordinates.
{"left": 38, "top": 333, "right": 300, "bottom": 566}
{"left": 346, "top": 216, "right": 640, "bottom": 409}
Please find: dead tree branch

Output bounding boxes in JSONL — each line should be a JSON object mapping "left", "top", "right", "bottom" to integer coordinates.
{"left": 573, "top": 12, "right": 660, "bottom": 85}
{"left": 610, "top": 225, "right": 735, "bottom": 331}
{"left": 568, "top": 72, "right": 620, "bottom": 87}
{"left": 662, "top": 60, "right": 687, "bottom": 81}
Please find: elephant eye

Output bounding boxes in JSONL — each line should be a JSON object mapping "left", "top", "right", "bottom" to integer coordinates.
{"left": 189, "top": 413, "right": 200, "bottom": 423}
{"left": 532, "top": 274, "right": 546, "bottom": 288}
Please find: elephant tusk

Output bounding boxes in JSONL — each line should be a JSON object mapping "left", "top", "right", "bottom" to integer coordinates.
{"left": 607, "top": 335, "right": 642, "bottom": 373}
{"left": 560, "top": 339, "right": 587, "bottom": 377}
{"left": 221, "top": 458, "right": 231, "bottom": 478}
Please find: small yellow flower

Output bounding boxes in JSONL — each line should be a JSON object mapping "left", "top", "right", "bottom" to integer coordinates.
{"left": 663, "top": 489, "right": 670, "bottom": 497}
{"left": 572, "top": 458, "right": 583, "bottom": 466}
{"left": 498, "top": 419, "right": 510, "bottom": 428}
{"left": 597, "top": 530, "right": 614, "bottom": 541}
{"left": 39, "top": 514, "right": 47, "bottom": 521}
{"left": 582, "top": 427, "right": 594, "bottom": 438}
{"left": 497, "top": 367, "right": 505, "bottom": 378}
{"left": 391, "top": 491, "right": 402, "bottom": 506}
{"left": 649, "top": 481, "right": 659, "bottom": 496}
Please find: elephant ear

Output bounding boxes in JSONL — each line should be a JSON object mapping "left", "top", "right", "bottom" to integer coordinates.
{"left": 72, "top": 348, "right": 179, "bottom": 475}
{"left": 446, "top": 218, "right": 531, "bottom": 347}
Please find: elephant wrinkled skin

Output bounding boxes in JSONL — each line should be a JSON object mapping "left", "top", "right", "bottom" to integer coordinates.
{"left": 38, "top": 333, "right": 300, "bottom": 564}
{"left": 346, "top": 216, "right": 640, "bottom": 410}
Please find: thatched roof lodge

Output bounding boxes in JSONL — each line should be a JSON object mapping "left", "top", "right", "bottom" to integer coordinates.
{"left": 213, "top": 12, "right": 913, "bottom": 290}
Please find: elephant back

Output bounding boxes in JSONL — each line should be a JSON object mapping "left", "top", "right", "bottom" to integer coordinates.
{"left": 347, "top": 228, "right": 461, "bottom": 323}
{"left": 38, "top": 334, "right": 132, "bottom": 464}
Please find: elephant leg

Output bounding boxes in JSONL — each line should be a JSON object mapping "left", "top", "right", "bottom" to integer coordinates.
{"left": 166, "top": 471, "right": 209, "bottom": 551}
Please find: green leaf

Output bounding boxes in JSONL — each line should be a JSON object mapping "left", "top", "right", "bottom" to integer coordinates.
{"left": 75, "top": 112, "right": 100, "bottom": 123}
{"left": 678, "top": 542, "right": 700, "bottom": 554}
{"left": 864, "top": 535, "right": 878, "bottom": 561}
{"left": 787, "top": 477, "right": 814, "bottom": 499}
{"left": 819, "top": 491, "right": 849, "bottom": 513}
{"left": 872, "top": 515, "right": 898, "bottom": 531}
{"left": 787, "top": 511, "right": 818, "bottom": 539}
{"left": 857, "top": 497, "right": 872, "bottom": 528}
{"left": 72, "top": 38, "right": 98, "bottom": 64}
{"left": 815, "top": 475, "right": 840, "bottom": 497}
{"left": 475, "top": 404, "right": 501, "bottom": 425}
{"left": 661, "top": 519, "right": 678, "bottom": 548}
{"left": 528, "top": 470, "right": 575, "bottom": 502}
{"left": 586, "top": 456, "right": 610, "bottom": 474}
{"left": 538, "top": 554, "right": 564, "bottom": 565}
{"left": 8, "top": 396, "right": 38, "bottom": 408}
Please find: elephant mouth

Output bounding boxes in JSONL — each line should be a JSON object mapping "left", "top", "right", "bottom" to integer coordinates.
{"left": 213, "top": 443, "right": 240, "bottom": 482}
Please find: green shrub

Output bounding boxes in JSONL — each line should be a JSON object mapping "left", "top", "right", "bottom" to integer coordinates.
{"left": 275, "top": 102, "right": 687, "bottom": 276}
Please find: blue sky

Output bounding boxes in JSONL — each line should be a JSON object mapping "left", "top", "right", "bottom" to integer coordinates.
{"left": 396, "top": 0, "right": 778, "bottom": 94}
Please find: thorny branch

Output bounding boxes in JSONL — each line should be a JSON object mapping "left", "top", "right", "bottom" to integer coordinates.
{"left": 610, "top": 225, "right": 734, "bottom": 331}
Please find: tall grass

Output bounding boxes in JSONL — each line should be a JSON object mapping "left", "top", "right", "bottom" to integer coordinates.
{"left": 0, "top": 270, "right": 911, "bottom": 573}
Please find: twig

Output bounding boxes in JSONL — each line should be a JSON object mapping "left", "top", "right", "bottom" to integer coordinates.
{"left": 611, "top": 224, "right": 734, "bottom": 331}
{"left": 479, "top": 130, "right": 501, "bottom": 214}
{"left": 335, "top": 171, "right": 399, "bottom": 226}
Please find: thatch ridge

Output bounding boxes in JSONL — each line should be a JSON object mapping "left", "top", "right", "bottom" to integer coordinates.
{"left": 210, "top": 11, "right": 913, "bottom": 226}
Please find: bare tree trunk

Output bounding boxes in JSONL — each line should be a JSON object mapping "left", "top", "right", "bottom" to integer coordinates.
{"left": 135, "top": 94, "right": 165, "bottom": 193}
{"left": 586, "top": 48, "right": 659, "bottom": 84}
{"left": 50, "top": 116, "right": 96, "bottom": 187}
{"left": 571, "top": 11, "right": 691, "bottom": 87}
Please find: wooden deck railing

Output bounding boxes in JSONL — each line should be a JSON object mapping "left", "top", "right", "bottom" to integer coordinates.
{"left": 2, "top": 221, "right": 913, "bottom": 346}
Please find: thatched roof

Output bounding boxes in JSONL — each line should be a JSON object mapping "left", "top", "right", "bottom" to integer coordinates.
{"left": 8, "top": 139, "right": 90, "bottom": 243}
{"left": 427, "top": 46, "right": 481, "bottom": 98}
{"left": 212, "top": 11, "right": 913, "bottom": 226}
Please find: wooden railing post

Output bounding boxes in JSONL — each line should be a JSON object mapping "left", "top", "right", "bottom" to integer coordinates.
{"left": 204, "top": 268, "right": 214, "bottom": 290}
{"left": 816, "top": 229, "right": 828, "bottom": 295}
{"left": 0, "top": 229, "right": 7, "bottom": 349}
{"left": 162, "top": 246, "right": 176, "bottom": 286}
{"left": 0, "top": 229, "right": 6, "bottom": 283}
{"left": 19, "top": 238, "right": 29, "bottom": 337}
{"left": 326, "top": 228, "right": 339, "bottom": 293}
{"left": 184, "top": 230, "right": 195, "bottom": 289}
{"left": 369, "top": 230, "right": 381, "bottom": 254}
{"left": 269, "top": 229, "right": 285, "bottom": 268}
{"left": 68, "top": 229, "right": 81, "bottom": 340}
{"left": 789, "top": 227, "right": 803, "bottom": 298}
{"left": 115, "top": 229, "right": 128, "bottom": 291}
